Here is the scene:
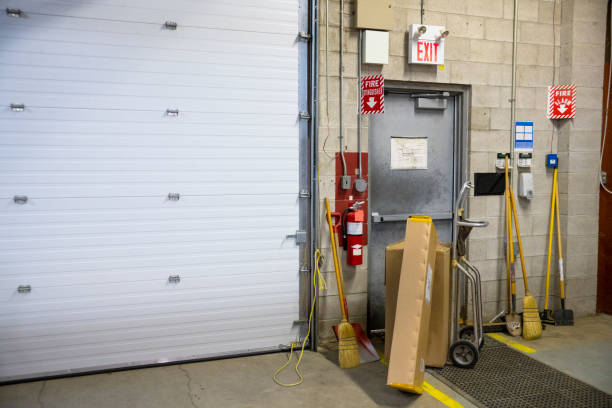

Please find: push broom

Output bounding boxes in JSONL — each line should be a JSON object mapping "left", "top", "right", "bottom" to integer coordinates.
{"left": 325, "top": 198, "right": 360, "bottom": 368}
{"left": 504, "top": 157, "right": 521, "bottom": 336}
{"left": 508, "top": 185, "right": 542, "bottom": 340}
{"left": 552, "top": 169, "right": 573, "bottom": 325}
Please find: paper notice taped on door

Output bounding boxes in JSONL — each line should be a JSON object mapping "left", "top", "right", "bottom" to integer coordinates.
{"left": 390, "top": 137, "right": 428, "bottom": 169}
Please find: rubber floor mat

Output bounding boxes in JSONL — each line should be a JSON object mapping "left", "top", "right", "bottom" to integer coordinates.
{"left": 429, "top": 337, "right": 612, "bottom": 408}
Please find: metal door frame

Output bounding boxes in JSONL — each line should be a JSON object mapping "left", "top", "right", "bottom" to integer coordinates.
{"left": 366, "top": 82, "right": 470, "bottom": 330}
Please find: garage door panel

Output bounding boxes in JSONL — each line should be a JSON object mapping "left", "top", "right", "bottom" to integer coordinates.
{"left": 0, "top": 51, "right": 297, "bottom": 79}
{"left": 0, "top": 79, "right": 298, "bottom": 102}
{"left": 1, "top": 259, "right": 297, "bottom": 289}
{"left": 0, "top": 92, "right": 297, "bottom": 115}
{"left": 0, "top": 35, "right": 296, "bottom": 64}
{"left": 1, "top": 279, "right": 297, "bottom": 319}
{"left": 0, "top": 213, "right": 298, "bottom": 237}
{"left": 0, "top": 65, "right": 295, "bottom": 92}
{"left": 0, "top": 133, "right": 297, "bottom": 149}
{"left": 11, "top": 0, "right": 296, "bottom": 34}
{"left": 0, "top": 0, "right": 303, "bottom": 381}
{"left": 0, "top": 293, "right": 297, "bottom": 341}
{"left": 1, "top": 281, "right": 299, "bottom": 328}
{"left": 1, "top": 306, "right": 299, "bottom": 354}
{"left": 1, "top": 15, "right": 295, "bottom": 48}
{"left": 0, "top": 323, "right": 296, "bottom": 371}
{"left": 0, "top": 325, "right": 295, "bottom": 380}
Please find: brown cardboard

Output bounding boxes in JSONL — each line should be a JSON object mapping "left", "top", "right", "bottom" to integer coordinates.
{"left": 387, "top": 218, "right": 438, "bottom": 394}
{"left": 383, "top": 239, "right": 403, "bottom": 363}
{"left": 385, "top": 241, "right": 451, "bottom": 367}
{"left": 426, "top": 243, "right": 451, "bottom": 368}
{"left": 355, "top": 0, "right": 393, "bottom": 31}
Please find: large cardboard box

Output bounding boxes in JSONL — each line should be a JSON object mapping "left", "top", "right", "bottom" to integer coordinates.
{"left": 426, "top": 243, "right": 451, "bottom": 367}
{"left": 387, "top": 217, "right": 438, "bottom": 394}
{"left": 385, "top": 241, "right": 451, "bottom": 367}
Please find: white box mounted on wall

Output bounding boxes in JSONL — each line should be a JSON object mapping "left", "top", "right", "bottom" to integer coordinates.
{"left": 408, "top": 24, "right": 447, "bottom": 65}
{"left": 362, "top": 30, "right": 389, "bottom": 64}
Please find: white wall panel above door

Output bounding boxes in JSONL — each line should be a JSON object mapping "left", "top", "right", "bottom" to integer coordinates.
{"left": 0, "top": 0, "right": 304, "bottom": 382}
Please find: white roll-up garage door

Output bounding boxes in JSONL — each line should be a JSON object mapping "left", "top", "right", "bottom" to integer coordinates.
{"left": 0, "top": 0, "right": 305, "bottom": 381}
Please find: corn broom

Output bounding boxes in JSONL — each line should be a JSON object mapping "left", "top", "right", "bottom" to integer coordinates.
{"left": 325, "top": 198, "right": 360, "bottom": 368}
{"left": 509, "top": 188, "right": 542, "bottom": 340}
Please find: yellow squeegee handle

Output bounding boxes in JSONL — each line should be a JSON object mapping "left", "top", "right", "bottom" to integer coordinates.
{"left": 544, "top": 169, "right": 557, "bottom": 310}
{"left": 504, "top": 157, "right": 512, "bottom": 310}
{"left": 509, "top": 187, "right": 529, "bottom": 293}
{"left": 554, "top": 173, "right": 565, "bottom": 300}
{"left": 324, "top": 197, "right": 347, "bottom": 320}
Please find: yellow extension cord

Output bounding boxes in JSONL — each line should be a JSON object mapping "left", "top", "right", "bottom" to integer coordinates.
{"left": 273, "top": 249, "right": 327, "bottom": 387}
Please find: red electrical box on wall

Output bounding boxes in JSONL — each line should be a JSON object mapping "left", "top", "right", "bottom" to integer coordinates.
{"left": 334, "top": 152, "right": 368, "bottom": 247}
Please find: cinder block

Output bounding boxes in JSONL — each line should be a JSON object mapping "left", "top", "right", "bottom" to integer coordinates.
{"left": 517, "top": 43, "right": 539, "bottom": 65}
{"left": 567, "top": 194, "right": 598, "bottom": 216}
{"left": 446, "top": 14, "right": 485, "bottom": 39}
{"left": 468, "top": 238, "right": 488, "bottom": 260}
{"left": 472, "top": 85, "right": 501, "bottom": 107}
{"left": 389, "top": 31, "right": 406, "bottom": 57}
{"left": 517, "top": 65, "right": 554, "bottom": 87}
{"left": 568, "top": 172, "right": 600, "bottom": 195}
{"left": 573, "top": 0, "right": 607, "bottom": 23}
{"left": 444, "top": 36, "right": 471, "bottom": 61}
{"left": 425, "top": 0, "right": 467, "bottom": 14}
{"left": 567, "top": 215, "right": 598, "bottom": 236}
{"left": 489, "top": 108, "right": 512, "bottom": 130}
{"left": 450, "top": 61, "right": 490, "bottom": 85}
{"left": 469, "top": 151, "right": 490, "bottom": 172}
{"left": 572, "top": 21, "right": 605, "bottom": 45}
{"left": 519, "top": 21, "right": 555, "bottom": 45}
{"left": 470, "top": 39, "right": 512, "bottom": 64}
{"left": 467, "top": 0, "right": 504, "bottom": 18}
{"left": 470, "top": 129, "right": 506, "bottom": 151}
{"left": 571, "top": 44, "right": 605, "bottom": 67}
{"left": 538, "top": 0, "right": 561, "bottom": 24}
{"left": 487, "top": 64, "right": 513, "bottom": 86}
{"left": 566, "top": 254, "right": 597, "bottom": 279}
{"left": 566, "top": 235, "right": 598, "bottom": 257}
{"left": 536, "top": 45, "right": 560, "bottom": 68}
{"left": 518, "top": 0, "right": 539, "bottom": 22}
{"left": 471, "top": 107, "right": 491, "bottom": 130}
{"left": 484, "top": 18, "right": 513, "bottom": 42}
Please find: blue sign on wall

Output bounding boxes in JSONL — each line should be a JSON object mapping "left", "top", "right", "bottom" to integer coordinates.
{"left": 515, "top": 121, "right": 534, "bottom": 152}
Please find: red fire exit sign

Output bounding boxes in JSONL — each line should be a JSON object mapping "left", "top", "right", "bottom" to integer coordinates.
{"left": 361, "top": 75, "right": 384, "bottom": 114}
{"left": 547, "top": 84, "right": 576, "bottom": 119}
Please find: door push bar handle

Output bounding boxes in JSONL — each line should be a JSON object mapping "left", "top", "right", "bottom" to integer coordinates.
{"left": 371, "top": 211, "right": 452, "bottom": 223}
{"left": 457, "top": 219, "right": 489, "bottom": 228}
{"left": 17, "top": 285, "right": 31, "bottom": 293}
{"left": 13, "top": 195, "right": 28, "bottom": 204}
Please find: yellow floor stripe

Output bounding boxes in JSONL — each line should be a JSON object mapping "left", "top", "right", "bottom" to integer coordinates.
{"left": 488, "top": 333, "right": 536, "bottom": 353}
{"left": 377, "top": 354, "right": 463, "bottom": 407}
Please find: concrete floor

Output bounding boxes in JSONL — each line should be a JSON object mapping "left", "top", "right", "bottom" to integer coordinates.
{"left": 1, "top": 314, "right": 611, "bottom": 408}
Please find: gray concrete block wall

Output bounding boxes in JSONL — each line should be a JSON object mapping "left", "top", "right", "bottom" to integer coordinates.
{"left": 316, "top": 0, "right": 604, "bottom": 344}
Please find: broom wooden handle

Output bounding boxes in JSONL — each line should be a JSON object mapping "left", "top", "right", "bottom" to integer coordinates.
{"left": 554, "top": 172, "right": 565, "bottom": 300}
{"left": 325, "top": 198, "right": 348, "bottom": 320}
{"left": 505, "top": 157, "right": 512, "bottom": 310}
{"left": 544, "top": 168, "right": 557, "bottom": 311}
{"left": 509, "top": 188, "right": 529, "bottom": 293}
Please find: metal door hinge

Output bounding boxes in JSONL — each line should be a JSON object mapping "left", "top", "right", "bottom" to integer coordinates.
{"left": 167, "top": 193, "right": 180, "bottom": 201}
{"left": 168, "top": 275, "right": 180, "bottom": 283}
{"left": 297, "top": 32, "right": 312, "bottom": 41}
{"left": 164, "top": 21, "right": 178, "bottom": 30}
{"left": 17, "top": 285, "right": 31, "bottom": 293}
{"left": 6, "top": 8, "right": 24, "bottom": 18}
{"left": 299, "top": 112, "right": 311, "bottom": 120}
{"left": 602, "top": 171, "right": 607, "bottom": 185}
{"left": 286, "top": 230, "right": 307, "bottom": 244}
{"left": 299, "top": 190, "right": 311, "bottom": 199}
{"left": 10, "top": 103, "right": 25, "bottom": 112}
{"left": 166, "top": 108, "right": 179, "bottom": 116}
{"left": 13, "top": 195, "right": 28, "bottom": 204}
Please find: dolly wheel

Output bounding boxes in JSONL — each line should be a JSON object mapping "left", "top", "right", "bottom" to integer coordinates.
{"left": 450, "top": 340, "right": 478, "bottom": 368}
{"left": 460, "top": 325, "right": 485, "bottom": 350}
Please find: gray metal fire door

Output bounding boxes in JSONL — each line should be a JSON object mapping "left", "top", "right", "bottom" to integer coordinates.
{"left": 368, "top": 90, "right": 460, "bottom": 331}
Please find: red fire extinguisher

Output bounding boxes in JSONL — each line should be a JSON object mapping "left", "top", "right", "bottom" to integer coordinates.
{"left": 342, "top": 201, "right": 364, "bottom": 266}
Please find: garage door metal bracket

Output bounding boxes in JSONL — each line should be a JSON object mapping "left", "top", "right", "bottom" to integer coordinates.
{"left": 299, "top": 190, "right": 311, "bottom": 199}
{"left": 297, "top": 32, "right": 312, "bottom": 41}
{"left": 286, "top": 230, "right": 307, "bottom": 244}
{"left": 299, "top": 112, "right": 311, "bottom": 120}
{"left": 6, "top": 8, "right": 24, "bottom": 18}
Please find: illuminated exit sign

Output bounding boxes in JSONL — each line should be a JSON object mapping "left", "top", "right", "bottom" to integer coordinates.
{"left": 408, "top": 24, "right": 447, "bottom": 65}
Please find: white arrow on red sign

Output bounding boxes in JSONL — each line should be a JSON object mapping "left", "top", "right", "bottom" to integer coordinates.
{"left": 366, "top": 97, "right": 377, "bottom": 108}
